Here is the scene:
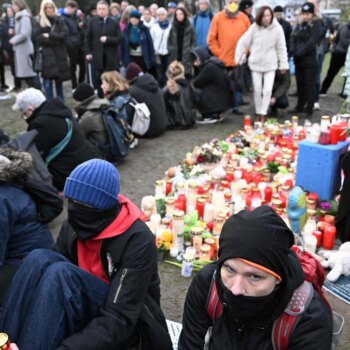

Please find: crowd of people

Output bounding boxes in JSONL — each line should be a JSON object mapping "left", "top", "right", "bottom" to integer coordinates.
{"left": 0, "top": 0, "right": 345, "bottom": 349}
{"left": 0, "top": 0, "right": 348, "bottom": 124}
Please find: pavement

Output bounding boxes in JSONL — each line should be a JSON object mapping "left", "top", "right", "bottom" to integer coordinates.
{"left": 0, "top": 64, "right": 349, "bottom": 348}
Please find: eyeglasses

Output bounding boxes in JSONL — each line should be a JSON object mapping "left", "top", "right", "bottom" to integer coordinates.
{"left": 45, "top": 6, "right": 54, "bottom": 9}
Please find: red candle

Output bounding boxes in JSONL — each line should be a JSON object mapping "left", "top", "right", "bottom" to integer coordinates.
{"left": 330, "top": 125, "right": 340, "bottom": 145}
{"left": 165, "top": 180, "right": 172, "bottom": 196}
{"left": 252, "top": 173, "right": 263, "bottom": 186}
{"left": 313, "top": 230, "right": 323, "bottom": 248}
{"left": 196, "top": 198, "right": 205, "bottom": 219}
{"left": 264, "top": 186, "right": 273, "bottom": 202}
{"left": 242, "top": 171, "right": 252, "bottom": 184}
{"left": 323, "top": 225, "right": 336, "bottom": 250}
{"left": 338, "top": 124, "right": 347, "bottom": 141}
{"left": 246, "top": 193, "right": 253, "bottom": 208}
{"left": 175, "top": 194, "right": 187, "bottom": 212}
{"left": 324, "top": 215, "right": 335, "bottom": 226}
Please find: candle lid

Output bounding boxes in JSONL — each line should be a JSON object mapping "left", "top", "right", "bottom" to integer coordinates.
{"left": 197, "top": 198, "right": 206, "bottom": 204}
{"left": 188, "top": 182, "right": 198, "bottom": 189}
{"left": 183, "top": 253, "right": 194, "bottom": 262}
{"left": 200, "top": 244, "right": 211, "bottom": 252}
{"left": 176, "top": 182, "right": 185, "bottom": 189}
{"left": 165, "top": 197, "right": 175, "bottom": 204}
{"left": 173, "top": 210, "right": 185, "bottom": 219}
{"left": 205, "top": 238, "right": 215, "bottom": 244}
{"left": 307, "top": 209, "right": 317, "bottom": 217}
{"left": 155, "top": 179, "right": 164, "bottom": 186}
{"left": 190, "top": 227, "right": 203, "bottom": 235}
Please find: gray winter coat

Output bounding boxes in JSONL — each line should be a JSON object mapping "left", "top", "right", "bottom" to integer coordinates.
{"left": 12, "top": 9, "right": 36, "bottom": 78}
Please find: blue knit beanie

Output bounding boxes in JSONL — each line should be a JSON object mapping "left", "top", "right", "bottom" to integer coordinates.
{"left": 64, "top": 159, "right": 120, "bottom": 210}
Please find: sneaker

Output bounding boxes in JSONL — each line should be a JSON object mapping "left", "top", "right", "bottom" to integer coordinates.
{"left": 130, "top": 137, "right": 139, "bottom": 149}
{"left": 314, "top": 102, "right": 320, "bottom": 110}
{"left": 319, "top": 93, "right": 327, "bottom": 98}
{"left": 7, "top": 86, "right": 21, "bottom": 93}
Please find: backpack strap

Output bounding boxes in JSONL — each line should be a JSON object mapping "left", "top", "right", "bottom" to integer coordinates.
{"left": 272, "top": 281, "right": 314, "bottom": 350}
{"left": 46, "top": 118, "right": 73, "bottom": 165}
{"left": 206, "top": 271, "right": 223, "bottom": 322}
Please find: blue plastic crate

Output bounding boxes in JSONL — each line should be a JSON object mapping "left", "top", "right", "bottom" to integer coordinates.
{"left": 296, "top": 140, "right": 349, "bottom": 200}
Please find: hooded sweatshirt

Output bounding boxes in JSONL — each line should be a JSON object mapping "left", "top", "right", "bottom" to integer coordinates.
{"left": 27, "top": 98, "right": 94, "bottom": 190}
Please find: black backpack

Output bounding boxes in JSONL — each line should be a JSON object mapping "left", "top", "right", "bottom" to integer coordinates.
{"left": 98, "top": 96, "right": 134, "bottom": 163}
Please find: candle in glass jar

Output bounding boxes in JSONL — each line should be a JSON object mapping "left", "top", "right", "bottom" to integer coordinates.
{"left": 212, "top": 217, "right": 224, "bottom": 235}
{"left": 187, "top": 182, "right": 198, "bottom": 208}
{"left": 324, "top": 215, "right": 335, "bottom": 226}
{"left": 165, "top": 198, "right": 175, "bottom": 218}
{"left": 190, "top": 227, "right": 203, "bottom": 258}
{"left": 323, "top": 225, "right": 336, "bottom": 250}
{"left": 172, "top": 210, "right": 185, "bottom": 251}
{"left": 149, "top": 213, "right": 161, "bottom": 234}
{"left": 313, "top": 230, "right": 322, "bottom": 248}
{"left": 203, "top": 203, "right": 215, "bottom": 223}
{"left": 196, "top": 198, "right": 205, "bottom": 219}
{"left": 200, "top": 244, "right": 211, "bottom": 260}
{"left": 304, "top": 233, "right": 317, "bottom": 254}
{"left": 165, "top": 179, "right": 173, "bottom": 196}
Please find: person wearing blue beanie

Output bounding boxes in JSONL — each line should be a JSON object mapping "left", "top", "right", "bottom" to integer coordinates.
{"left": 0, "top": 159, "right": 172, "bottom": 350}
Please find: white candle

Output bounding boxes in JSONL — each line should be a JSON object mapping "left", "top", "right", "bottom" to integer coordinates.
{"left": 149, "top": 213, "right": 161, "bottom": 233}
{"left": 203, "top": 203, "right": 215, "bottom": 223}
{"left": 304, "top": 234, "right": 317, "bottom": 254}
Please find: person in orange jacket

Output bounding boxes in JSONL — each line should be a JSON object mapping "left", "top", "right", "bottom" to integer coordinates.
{"left": 207, "top": 0, "right": 250, "bottom": 115}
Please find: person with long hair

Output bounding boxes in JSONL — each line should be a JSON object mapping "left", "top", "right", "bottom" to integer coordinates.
{"left": 9, "top": 0, "right": 41, "bottom": 90}
{"left": 236, "top": 6, "right": 288, "bottom": 122}
{"left": 168, "top": 7, "right": 196, "bottom": 79}
{"left": 33, "top": 0, "right": 70, "bottom": 100}
{"left": 101, "top": 70, "right": 134, "bottom": 124}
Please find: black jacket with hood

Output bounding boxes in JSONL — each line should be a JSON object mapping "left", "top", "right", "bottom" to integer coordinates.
{"left": 130, "top": 73, "right": 167, "bottom": 137}
{"left": 53, "top": 213, "right": 171, "bottom": 350}
{"left": 179, "top": 259, "right": 333, "bottom": 350}
{"left": 191, "top": 47, "right": 232, "bottom": 115}
{"left": 27, "top": 98, "right": 94, "bottom": 190}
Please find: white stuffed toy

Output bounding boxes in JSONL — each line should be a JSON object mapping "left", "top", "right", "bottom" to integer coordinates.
{"left": 319, "top": 242, "right": 350, "bottom": 282}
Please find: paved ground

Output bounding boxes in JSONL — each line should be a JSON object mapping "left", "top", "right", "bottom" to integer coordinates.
{"left": 0, "top": 59, "right": 349, "bottom": 348}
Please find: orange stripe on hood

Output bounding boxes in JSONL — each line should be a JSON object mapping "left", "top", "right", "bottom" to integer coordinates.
{"left": 237, "top": 258, "right": 282, "bottom": 282}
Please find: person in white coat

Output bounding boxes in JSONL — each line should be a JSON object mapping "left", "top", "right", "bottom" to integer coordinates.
{"left": 236, "top": 6, "right": 288, "bottom": 122}
{"left": 150, "top": 7, "right": 171, "bottom": 87}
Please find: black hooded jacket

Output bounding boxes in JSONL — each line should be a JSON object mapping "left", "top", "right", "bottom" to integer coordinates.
{"left": 129, "top": 73, "right": 167, "bottom": 137}
{"left": 179, "top": 261, "right": 332, "bottom": 350}
{"left": 191, "top": 47, "right": 232, "bottom": 115}
{"left": 27, "top": 98, "right": 94, "bottom": 190}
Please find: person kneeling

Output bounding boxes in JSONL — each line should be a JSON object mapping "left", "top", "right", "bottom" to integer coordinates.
{"left": 0, "top": 159, "right": 172, "bottom": 350}
{"left": 191, "top": 47, "right": 232, "bottom": 124}
{"left": 270, "top": 69, "right": 291, "bottom": 117}
{"left": 179, "top": 206, "right": 333, "bottom": 349}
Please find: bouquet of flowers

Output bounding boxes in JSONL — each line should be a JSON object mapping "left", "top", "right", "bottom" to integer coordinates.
{"left": 196, "top": 141, "right": 223, "bottom": 164}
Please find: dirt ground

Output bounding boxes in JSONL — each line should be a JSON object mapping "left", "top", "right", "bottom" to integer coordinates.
{"left": 0, "top": 58, "right": 349, "bottom": 348}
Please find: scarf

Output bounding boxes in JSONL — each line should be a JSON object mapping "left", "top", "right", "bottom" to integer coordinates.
{"left": 159, "top": 19, "right": 169, "bottom": 30}
{"left": 76, "top": 194, "right": 142, "bottom": 283}
{"left": 129, "top": 25, "right": 140, "bottom": 49}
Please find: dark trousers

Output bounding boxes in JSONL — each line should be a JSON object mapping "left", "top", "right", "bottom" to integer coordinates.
{"left": 0, "top": 264, "right": 18, "bottom": 305}
{"left": 0, "top": 249, "right": 109, "bottom": 350}
{"left": 321, "top": 52, "right": 346, "bottom": 94}
{"left": 295, "top": 64, "right": 317, "bottom": 114}
{"left": 157, "top": 54, "right": 169, "bottom": 88}
{"left": 68, "top": 47, "right": 86, "bottom": 90}
{"left": 93, "top": 67, "right": 104, "bottom": 98}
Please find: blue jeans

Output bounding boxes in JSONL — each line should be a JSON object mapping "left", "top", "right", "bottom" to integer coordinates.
{"left": 43, "top": 78, "right": 64, "bottom": 101}
{"left": 315, "top": 52, "right": 325, "bottom": 102}
{"left": 0, "top": 249, "right": 109, "bottom": 350}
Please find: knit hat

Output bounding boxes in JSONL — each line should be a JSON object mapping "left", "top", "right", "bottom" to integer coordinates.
{"left": 218, "top": 206, "right": 295, "bottom": 282}
{"left": 72, "top": 83, "right": 95, "bottom": 102}
{"left": 239, "top": 0, "right": 253, "bottom": 11}
{"left": 64, "top": 159, "right": 120, "bottom": 210}
{"left": 167, "top": 2, "right": 177, "bottom": 9}
{"left": 301, "top": 2, "right": 315, "bottom": 14}
{"left": 125, "top": 62, "right": 143, "bottom": 81}
{"left": 130, "top": 9, "right": 141, "bottom": 19}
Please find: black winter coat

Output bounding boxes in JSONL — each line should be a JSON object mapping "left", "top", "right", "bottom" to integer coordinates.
{"left": 192, "top": 48, "right": 232, "bottom": 115}
{"left": 61, "top": 13, "right": 83, "bottom": 50}
{"left": 179, "top": 263, "right": 333, "bottom": 350}
{"left": 84, "top": 16, "right": 121, "bottom": 71}
{"left": 130, "top": 73, "right": 167, "bottom": 137}
{"left": 27, "top": 98, "right": 94, "bottom": 191}
{"left": 291, "top": 19, "right": 323, "bottom": 68}
{"left": 168, "top": 20, "right": 196, "bottom": 76}
{"left": 33, "top": 16, "right": 71, "bottom": 81}
{"left": 53, "top": 217, "right": 167, "bottom": 349}
{"left": 278, "top": 18, "right": 292, "bottom": 56}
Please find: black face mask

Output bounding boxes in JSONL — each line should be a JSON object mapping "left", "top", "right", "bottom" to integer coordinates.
{"left": 68, "top": 200, "right": 120, "bottom": 241}
{"left": 218, "top": 273, "right": 280, "bottom": 325}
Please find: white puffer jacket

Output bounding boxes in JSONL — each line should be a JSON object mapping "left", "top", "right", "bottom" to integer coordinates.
{"left": 235, "top": 17, "right": 289, "bottom": 73}
{"left": 150, "top": 22, "right": 171, "bottom": 56}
